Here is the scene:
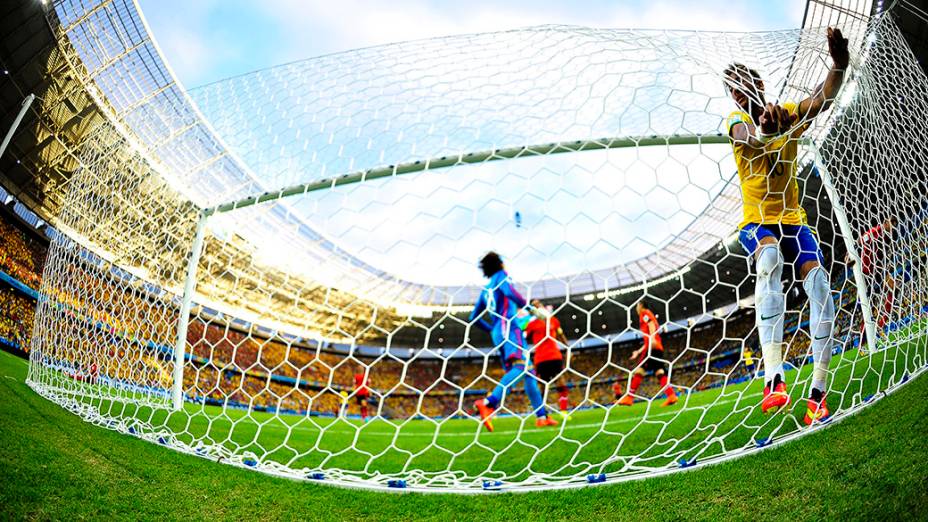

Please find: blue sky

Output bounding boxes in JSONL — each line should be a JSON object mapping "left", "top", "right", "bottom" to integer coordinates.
{"left": 138, "top": 0, "right": 806, "bottom": 89}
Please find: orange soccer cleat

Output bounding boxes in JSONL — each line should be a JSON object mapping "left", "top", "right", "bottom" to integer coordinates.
{"left": 661, "top": 395, "right": 679, "bottom": 407}
{"left": 474, "top": 399, "right": 494, "bottom": 432}
{"left": 804, "top": 398, "right": 831, "bottom": 425}
{"left": 536, "top": 416, "right": 559, "bottom": 428}
{"left": 616, "top": 395, "right": 635, "bottom": 406}
{"left": 761, "top": 382, "right": 791, "bottom": 414}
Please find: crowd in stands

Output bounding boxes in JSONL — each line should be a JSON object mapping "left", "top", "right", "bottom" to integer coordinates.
{"left": 0, "top": 215, "right": 45, "bottom": 351}
{"left": 3, "top": 208, "right": 925, "bottom": 420}
{"left": 0, "top": 217, "right": 46, "bottom": 290}
{"left": 0, "top": 287, "right": 35, "bottom": 351}
{"left": 176, "top": 307, "right": 766, "bottom": 418}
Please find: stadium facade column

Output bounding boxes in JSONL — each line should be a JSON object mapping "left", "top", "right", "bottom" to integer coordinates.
{"left": 172, "top": 211, "right": 208, "bottom": 410}
{"left": 811, "top": 144, "right": 879, "bottom": 353}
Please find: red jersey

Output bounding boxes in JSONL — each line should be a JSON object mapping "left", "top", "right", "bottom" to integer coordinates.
{"left": 639, "top": 308, "right": 663, "bottom": 354}
{"left": 860, "top": 224, "right": 890, "bottom": 276}
{"left": 524, "top": 316, "right": 563, "bottom": 364}
{"left": 354, "top": 373, "right": 369, "bottom": 396}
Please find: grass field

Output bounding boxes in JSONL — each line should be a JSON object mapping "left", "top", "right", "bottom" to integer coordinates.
{"left": 22, "top": 325, "right": 928, "bottom": 494}
{"left": 3, "top": 348, "right": 928, "bottom": 519}
{"left": 25, "top": 324, "right": 926, "bottom": 493}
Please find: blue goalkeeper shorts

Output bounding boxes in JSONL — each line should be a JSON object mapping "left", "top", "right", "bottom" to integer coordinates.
{"left": 739, "top": 223, "right": 825, "bottom": 272}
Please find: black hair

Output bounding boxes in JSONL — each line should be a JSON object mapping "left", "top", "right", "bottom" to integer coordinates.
{"left": 723, "top": 62, "right": 761, "bottom": 93}
{"left": 479, "top": 251, "right": 504, "bottom": 278}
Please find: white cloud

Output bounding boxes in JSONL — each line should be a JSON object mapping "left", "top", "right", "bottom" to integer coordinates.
{"left": 257, "top": 0, "right": 804, "bottom": 68}
{"left": 140, "top": 0, "right": 805, "bottom": 86}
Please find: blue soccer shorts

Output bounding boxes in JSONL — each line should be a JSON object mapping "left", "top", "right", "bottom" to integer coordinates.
{"left": 739, "top": 223, "right": 825, "bottom": 272}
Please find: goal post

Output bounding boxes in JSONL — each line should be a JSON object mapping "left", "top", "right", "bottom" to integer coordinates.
{"left": 172, "top": 212, "right": 208, "bottom": 411}
{"left": 810, "top": 144, "right": 879, "bottom": 354}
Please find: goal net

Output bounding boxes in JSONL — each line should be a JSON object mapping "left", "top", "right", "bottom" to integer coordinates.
{"left": 27, "top": 11, "right": 928, "bottom": 492}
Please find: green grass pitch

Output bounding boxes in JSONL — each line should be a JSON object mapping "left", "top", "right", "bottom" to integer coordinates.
{"left": 38, "top": 325, "right": 925, "bottom": 489}
{"left": 3, "top": 332, "right": 928, "bottom": 519}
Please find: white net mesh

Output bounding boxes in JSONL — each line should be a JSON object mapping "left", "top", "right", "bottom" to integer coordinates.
{"left": 27, "top": 3, "right": 928, "bottom": 492}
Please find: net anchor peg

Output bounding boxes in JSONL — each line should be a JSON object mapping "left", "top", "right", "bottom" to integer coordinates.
{"left": 482, "top": 480, "right": 504, "bottom": 490}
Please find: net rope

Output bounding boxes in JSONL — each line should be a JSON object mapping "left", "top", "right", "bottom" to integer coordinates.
{"left": 27, "top": 9, "right": 928, "bottom": 492}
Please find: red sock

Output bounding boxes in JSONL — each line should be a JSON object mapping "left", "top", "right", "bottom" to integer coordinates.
{"left": 558, "top": 388, "right": 569, "bottom": 411}
{"left": 630, "top": 374, "right": 643, "bottom": 394}
{"left": 880, "top": 292, "right": 894, "bottom": 328}
{"left": 659, "top": 375, "right": 676, "bottom": 398}
{"left": 361, "top": 405, "right": 368, "bottom": 419}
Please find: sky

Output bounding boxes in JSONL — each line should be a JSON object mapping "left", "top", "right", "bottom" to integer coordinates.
{"left": 138, "top": 0, "right": 806, "bottom": 89}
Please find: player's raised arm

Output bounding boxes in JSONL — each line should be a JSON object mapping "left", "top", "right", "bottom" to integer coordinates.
{"left": 797, "top": 27, "right": 849, "bottom": 120}
{"left": 730, "top": 103, "right": 796, "bottom": 149}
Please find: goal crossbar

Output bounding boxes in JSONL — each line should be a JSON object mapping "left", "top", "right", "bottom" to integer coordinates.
{"left": 204, "top": 133, "right": 730, "bottom": 216}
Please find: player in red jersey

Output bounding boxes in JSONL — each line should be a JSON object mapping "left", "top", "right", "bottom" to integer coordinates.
{"left": 849, "top": 216, "right": 897, "bottom": 340}
{"left": 523, "top": 299, "right": 571, "bottom": 414}
{"left": 354, "top": 372, "right": 371, "bottom": 421}
{"left": 617, "top": 300, "right": 678, "bottom": 407}
{"left": 612, "top": 381, "right": 624, "bottom": 404}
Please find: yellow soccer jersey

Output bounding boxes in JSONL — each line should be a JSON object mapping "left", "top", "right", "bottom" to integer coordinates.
{"left": 727, "top": 101, "right": 811, "bottom": 228}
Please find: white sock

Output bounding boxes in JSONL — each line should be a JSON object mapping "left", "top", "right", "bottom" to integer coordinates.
{"left": 762, "top": 342, "right": 785, "bottom": 385}
{"left": 755, "top": 246, "right": 785, "bottom": 385}
{"left": 803, "top": 266, "right": 834, "bottom": 394}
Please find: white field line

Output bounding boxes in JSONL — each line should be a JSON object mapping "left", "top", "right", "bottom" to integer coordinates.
{"left": 278, "top": 392, "right": 764, "bottom": 438}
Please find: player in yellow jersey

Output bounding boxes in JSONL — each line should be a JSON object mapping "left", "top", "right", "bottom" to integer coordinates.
{"left": 724, "top": 27, "right": 849, "bottom": 425}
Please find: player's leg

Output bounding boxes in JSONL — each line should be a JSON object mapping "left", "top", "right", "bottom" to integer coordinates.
{"left": 654, "top": 361, "right": 678, "bottom": 406}
{"left": 524, "top": 368, "right": 557, "bottom": 426}
{"left": 740, "top": 224, "right": 789, "bottom": 413}
{"left": 474, "top": 329, "right": 511, "bottom": 431}
{"left": 797, "top": 226, "right": 834, "bottom": 424}
{"left": 538, "top": 359, "right": 570, "bottom": 412}
{"left": 356, "top": 395, "right": 368, "bottom": 420}
{"left": 556, "top": 379, "right": 570, "bottom": 413}
{"left": 878, "top": 273, "right": 895, "bottom": 331}
{"left": 549, "top": 360, "right": 570, "bottom": 417}
{"left": 476, "top": 361, "right": 521, "bottom": 432}
{"left": 477, "top": 330, "right": 551, "bottom": 429}
{"left": 618, "top": 367, "right": 643, "bottom": 406}
{"left": 535, "top": 360, "right": 552, "bottom": 402}
{"left": 510, "top": 329, "right": 552, "bottom": 424}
